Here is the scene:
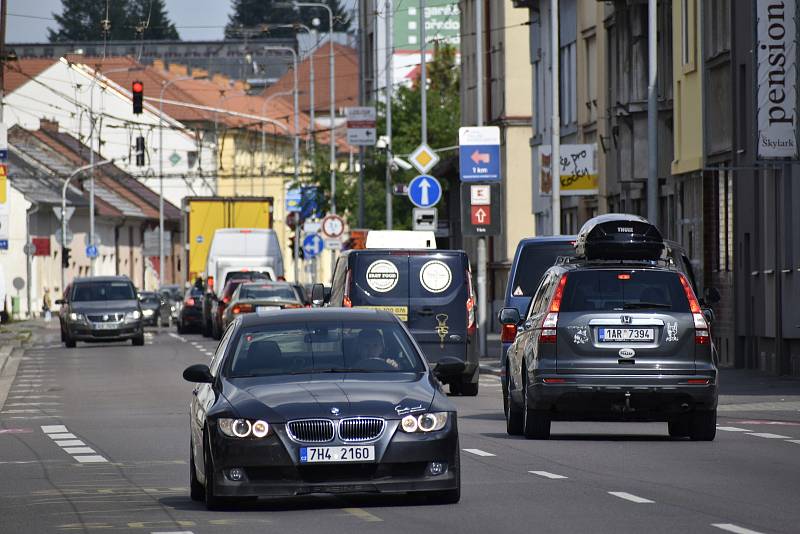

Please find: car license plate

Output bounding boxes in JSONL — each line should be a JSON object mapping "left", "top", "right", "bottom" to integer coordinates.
{"left": 93, "top": 322, "right": 119, "bottom": 330}
{"left": 300, "top": 445, "right": 375, "bottom": 463}
{"left": 256, "top": 306, "right": 272, "bottom": 313}
{"left": 598, "top": 328, "right": 654, "bottom": 342}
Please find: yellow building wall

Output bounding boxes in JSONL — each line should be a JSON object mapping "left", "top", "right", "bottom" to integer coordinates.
{"left": 671, "top": 0, "right": 704, "bottom": 174}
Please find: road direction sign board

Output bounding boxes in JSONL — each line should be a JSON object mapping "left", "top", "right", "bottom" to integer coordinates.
{"left": 86, "top": 245, "right": 99, "bottom": 259}
{"left": 345, "top": 107, "right": 377, "bottom": 146}
{"left": 410, "top": 144, "right": 440, "bottom": 174}
{"left": 412, "top": 208, "right": 438, "bottom": 232}
{"left": 407, "top": 175, "right": 442, "bottom": 208}
{"left": 321, "top": 214, "right": 345, "bottom": 239}
{"left": 286, "top": 188, "right": 302, "bottom": 213}
{"left": 461, "top": 182, "right": 502, "bottom": 236}
{"left": 459, "top": 126, "right": 502, "bottom": 182}
{"left": 53, "top": 206, "right": 76, "bottom": 221}
{"left": 302, "top": 234, "right": 324, "bottom": 259}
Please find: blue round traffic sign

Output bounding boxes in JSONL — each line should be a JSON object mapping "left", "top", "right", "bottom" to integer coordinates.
{"left": 86, "top": 245, "right": 99, "bottom": 259}
{"left": 407, "top": 175, "right": 442, "bottom": 208}
{"left": 302, "top": 234, "right": 324, "bottom": 259}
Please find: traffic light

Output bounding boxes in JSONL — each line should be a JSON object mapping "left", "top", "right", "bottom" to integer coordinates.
{"left": 62, "top": 247, "right": 71, "bottom": 268}
{"left": 289, "top": 233, "right": 304, "bottom": 260}
{"left": 132, "top": 81, "right": 144, "bottom": 114}
{"left": 135, "top": 136, "right": 145, "bottom": 166}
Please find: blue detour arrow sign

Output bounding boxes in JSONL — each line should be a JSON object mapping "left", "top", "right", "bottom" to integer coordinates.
{"left": 407, "top": 174, "right": 442, "bottom": 208}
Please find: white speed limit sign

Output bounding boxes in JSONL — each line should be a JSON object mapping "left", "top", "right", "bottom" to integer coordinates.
{"left": 321, "top": 214, "right": 345, "bottom": 239}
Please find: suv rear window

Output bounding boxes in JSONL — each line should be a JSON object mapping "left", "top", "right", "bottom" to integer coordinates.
{"left": 559, "top": 270, "right": 690, "bottom": 313}
{"left": 224, "top": 271, "right": 270, "bottom": 285}
{"left": 511, "top": 243, "right": 575, "bottom": 296}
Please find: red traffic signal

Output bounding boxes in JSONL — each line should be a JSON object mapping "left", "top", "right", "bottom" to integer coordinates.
{"left": 132, "top": 81, "right": 144, "bottom": 114}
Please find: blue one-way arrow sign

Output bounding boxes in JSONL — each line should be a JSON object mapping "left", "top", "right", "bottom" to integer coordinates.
{"left": 407, "top": 175, "right": 442, "bottom": 208}
{"left": 302, "top": 234, "right": 324, "bottom": 259}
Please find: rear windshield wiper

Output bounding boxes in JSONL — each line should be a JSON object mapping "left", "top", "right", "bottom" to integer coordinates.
{"left": 621, "top": 302, "right": 673, "bottom": 310}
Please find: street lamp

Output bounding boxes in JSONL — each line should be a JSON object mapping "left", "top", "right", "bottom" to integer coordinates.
{"left": 61, "top": 160, "right": 114, "bottom": 293}
{"left": 260, "top": 89, "right": 296, "bottom": 179}
{"left": 264, "top": 45, "right": 301, "bottom": 283}
{"left": 295, "top": 2, "right": 336, "bottom": 214}
{"left": 159, "top": 75, "right": 196, "bottom": 290}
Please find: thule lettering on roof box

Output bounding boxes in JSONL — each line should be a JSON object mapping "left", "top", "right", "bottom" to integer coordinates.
{"left": 574, "top": 213, "right": 665, "bottom": 261}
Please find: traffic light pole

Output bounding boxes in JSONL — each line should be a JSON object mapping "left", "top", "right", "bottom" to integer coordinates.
{"left": 61, "top": 160, "right": 113, "bottom": 294}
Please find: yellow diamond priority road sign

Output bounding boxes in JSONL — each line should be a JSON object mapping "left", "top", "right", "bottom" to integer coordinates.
{"left": 410, "top": 143, "right": 440, "bottom": 174}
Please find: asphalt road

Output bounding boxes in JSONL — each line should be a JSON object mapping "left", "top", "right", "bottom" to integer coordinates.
{"left": 1, "top": 324, "right": 799, "bottom": 534}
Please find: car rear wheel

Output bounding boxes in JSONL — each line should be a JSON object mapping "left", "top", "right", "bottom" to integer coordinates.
{"left": 189, "top": 442, "right": 204, "bottom": 502}
{"left": 689, "top": 409, "right": 717, "bottom": 441}
{"left": 668, "top": 416, "right": 690, "bottom": 438}
{"left": 522, "top": 376, "right": 550, "bottom": 439}
{"left": 505, "top": 368, "right": 524, "bottom": 436}
{"left": 64, "top": 333, "right": 76, "bottom": 349}
{"left": 132, "top": 334, "right": 145, "bottom": 346}
{"left": 177, "top": 321, "right": 186, "bottom": 335}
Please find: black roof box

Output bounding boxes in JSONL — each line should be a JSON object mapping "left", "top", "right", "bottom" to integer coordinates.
{"left": 574, "top": 213, "right": 665, "bottom": 261}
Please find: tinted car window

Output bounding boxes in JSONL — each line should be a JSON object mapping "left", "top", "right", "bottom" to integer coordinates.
{"left": 559, "top": 270, "right": 691, "bottom": 313}
{"left": 140, "top": 293, "right": 160, "bottom": 304}
{"left": 72, "top": 282, "right": 136, "bottom": 301}
{"left": 240, "top": 286, "right": 298, "bottom": 301}
{"left": 226, "top": 322, "right": 424, "bottom": 377}
{"left": 510, "top": 243, "right": 575, "bottom": 296}
{"left": 224, "top": 271, "right": 270, "bottom": 285}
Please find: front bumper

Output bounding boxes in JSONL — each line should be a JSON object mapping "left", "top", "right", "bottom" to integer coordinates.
{"left": 67, "top": 322, "right": 143, "bottom": 341}
{"left": 208, "top": 419, "right": 459, "bottom": 498}
{"left": 523, "top": 373, "right": 718, "bottom": 422}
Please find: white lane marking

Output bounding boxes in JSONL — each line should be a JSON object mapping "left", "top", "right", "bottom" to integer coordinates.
{"left": 462, "top": 448, "right": 496, "bottom": 457}
{"left": 716, "top": 426, "right": 753, "bottom": 432}
{"left": 150, "top": 531, "right": 195, "bottom": 534}
{"left": 711, "top": 523, "right": 765, "bottom": 534}
{"left": 1, "top": 409, "right": 45, "bottom": 413}
{"left": 786, "top": 440, "right": 800, "bottom": 445}
{"left": 168, "top": 333, "right": 187, "bottom": 343}
{"left": 73, "top": 455, "right": 108, "bottom": 463}
{"left": 746, "top": 432, "right": 792, "bottom": 439}
{"left": 55, "top": 440, "right": 86, "bottom": 447}
{"left": 47, "top": 433, "right": 77, "bottom": 440}
{"left": 529, "top": 471, "right": 568, "bottom": 479}
{"left": 10, "top": 395, "right": 60, "bottom": 399}
{"left": 5, "top": 403, "right": 62, "bottom": 406}
{"left": 608, "top": 491, "right": 655, "bottom": 504}
{"left": 41, "top": 425, "right": 68, "bottom": 433}
{"left": 63, "top": 447, "right": 96, "bottom": 455}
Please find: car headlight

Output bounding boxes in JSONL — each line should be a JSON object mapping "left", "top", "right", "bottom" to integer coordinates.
{"left": 68, "top": 312, "right": 84, "bottom": 322}
{"left": 400, "top": 412, "right": 448, "bottom": 433}
{"left": 142, "top": 309, "right": 154, "bottom": 317}
{"left": 218, "top": 418, "right": 270, "bottom": 439}
{"left": 125, "top": 310, "right": 141, "bottom": 321}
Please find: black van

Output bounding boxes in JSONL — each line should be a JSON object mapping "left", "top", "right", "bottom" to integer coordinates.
{"left": 327, "top": 249, "right": 480, "bottom": 395}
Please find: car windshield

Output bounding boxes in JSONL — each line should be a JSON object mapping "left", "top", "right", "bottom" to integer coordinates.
{"left": 72, "top": 282, "right": 136, "bottom": 302}
{"left": 140, "top": 293, "right": 160, "bottom": 304}
{"left": 559, "top": 270, "right": 691, "bottom": 313}
{"left": 226, "top": 321, "right": 425, "bottom": 377}
{"left": 240, "top": 285, "right": 298, "bottom": 301}
{"left": 511, "top": 243, "right": 575, "bottom": 296}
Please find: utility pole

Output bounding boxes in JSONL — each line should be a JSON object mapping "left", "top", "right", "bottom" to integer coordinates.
{"left": 357, "top": 1, "right": 366, "bottom": 228}
{"left": 647, "top": 0, "right": 658, "bottom": 225}
{"left": 475, "top": 0, "right": 487, "bottom": 359}
{"left": 420, "top": 0, "right": 427, "bottom": 146}
{"left": 551, "top": 0, "right": 561, "bottom": 235}
{"left": 0, "top": 0, "right": 7, "bottom": 123}
{"left": 385, "top": 0, "right": 393, "bottom": 229}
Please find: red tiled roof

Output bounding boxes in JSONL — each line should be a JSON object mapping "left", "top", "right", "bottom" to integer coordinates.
{"left": 4, "top": 58, "right": 58, "bottom": 94}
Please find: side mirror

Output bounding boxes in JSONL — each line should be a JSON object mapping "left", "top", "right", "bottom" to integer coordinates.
{"left": 704, "top": 287, "right": 721, "bottom": 305}
{"left": 310, "top": 283, "right": 326, "bottom": 307}
{"left": 498, "top": 307, "right": 521, "bottom": 325}
{"left": 55, "top": 299, "right": 65, "bottom": 305}
{"left": 183, "top": 364, "right": 213, "bottom": 383}
{"left": 433, "top": 356, "right": 465, "bottom": 378}
{"left": 703, "top": 308, "right": 716, "bottom": 325}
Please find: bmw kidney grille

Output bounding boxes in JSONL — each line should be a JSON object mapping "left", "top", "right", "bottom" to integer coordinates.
{"left": 338, "top": 418, "right": 385, "bottom": 442}
{"left": 287, "top": 419, "right": 335, "bottom": 443}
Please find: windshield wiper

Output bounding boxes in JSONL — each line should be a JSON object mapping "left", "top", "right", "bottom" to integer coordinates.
{"left": 622, "top": 302, "right": 673, "bottom": 310}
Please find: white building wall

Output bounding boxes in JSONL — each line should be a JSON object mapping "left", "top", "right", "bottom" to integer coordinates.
{"left": 0, "top": 184, "right": 33, "bottom": 316}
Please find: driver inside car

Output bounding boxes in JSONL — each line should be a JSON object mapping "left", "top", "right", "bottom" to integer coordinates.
{"left": 355, "top": 329, "right": 399, "bottom": 369}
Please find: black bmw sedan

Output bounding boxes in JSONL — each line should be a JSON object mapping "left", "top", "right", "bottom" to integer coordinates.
{"left": 182, "top": 308, "right": 460, "bottom": 509}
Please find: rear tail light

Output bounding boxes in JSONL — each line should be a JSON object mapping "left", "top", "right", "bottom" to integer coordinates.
{"left": 466, "top": 268, "right": 476, "bottom": 336}
{"left": 232, "top": 303, "right": 254, "bottom": 314}
{"left": 679, "top": 275, "right": 710, "bottom": 345}
{"left": 539, "top": 274, "right": 568, "bottom": 344}
{"left": 343, "top": 270, "right": 353, "bottom": 308}
{"left": 222, "top": 296, "right": 230, "bottom": 304}
{"left": 543, "top": 377, "right": 568, "bottom": 384}
{"left": 184, "top": 297, "right": 195, "bottom": 307}
{"left": 501, "top": 323, "right": 517, "bottom": 343}
{"left": 277, "top": 276, "right": 286, "bottom": 281}
{"left": 207, "top": 276, "right": 214, "bottom": 290}
{"left": 686, "top": 378, "right": 711, "bottom": 385}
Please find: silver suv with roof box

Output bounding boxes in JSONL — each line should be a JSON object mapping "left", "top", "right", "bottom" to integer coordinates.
{"left": 500, "top": 214, "right": 718, "bottom": 441}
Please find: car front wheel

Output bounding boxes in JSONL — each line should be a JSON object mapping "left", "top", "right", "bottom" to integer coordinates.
{"left": 132, "top": 334, "right": 145, "bottom": 346}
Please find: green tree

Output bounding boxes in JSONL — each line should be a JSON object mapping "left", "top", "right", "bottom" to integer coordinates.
{"left": 129, "top": 0, "right": 180, "bottom": 40}
{"left": 225, "top": 0, "right": 352, "bottom": 39}
{"left": 298, "top": 44, "right": 460, "bottom": 231}
{"left": 48, "top": 0, "right": 181, "bottom": 42}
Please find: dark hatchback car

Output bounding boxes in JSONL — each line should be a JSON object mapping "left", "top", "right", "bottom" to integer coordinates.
{"left": 183, "top": 308, "right": 460, "bottom": 509}
{"left": 57, "top": 276, "right": 144, "bottom": 348}
{"left": 139, "top": 291, "right": 170, "bottom": 327}
{"left": 203, "top": 271, "right": 270, "bottom": 338}
{"left": 500, "top": 215, "right": 718, "bottom": 441}
{"left": 177, "top": 286, "right": 204, "bottom": 334}
{"left": 327, "top": 249, "right": 479, "bottom": 396}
